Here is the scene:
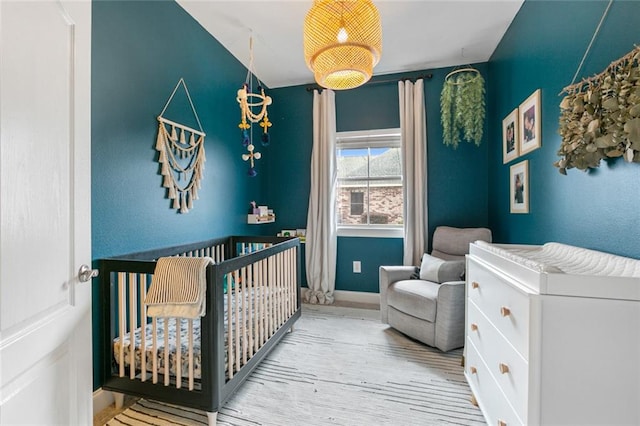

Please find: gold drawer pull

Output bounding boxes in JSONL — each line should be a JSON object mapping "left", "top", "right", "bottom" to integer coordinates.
{"left": 469, "top": 366, "right": 477, "bottom": 374}
{"left": 498, "top": 420, "right": 507, "bottom": 426}
{"left": 471, "top": 281, "right": 480, "bottom": 289}
{"left": 500, "top": 306, "right": 511, "bottom": 317}
{"left": 470, "top": 323, "right": 479, "bottom": 332}
{"left": 470, "top": 394, "right": 479, "bottom": 407}
{"left": 499, "top": 363, "right": 510, "bottom": 374}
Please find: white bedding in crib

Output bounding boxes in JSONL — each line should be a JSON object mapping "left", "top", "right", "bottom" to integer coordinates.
{"left": 114, "top": 317, "right": 204, "bottom": 379}
{"left": 113, "top": 286, "right": 284, "bottom": 380}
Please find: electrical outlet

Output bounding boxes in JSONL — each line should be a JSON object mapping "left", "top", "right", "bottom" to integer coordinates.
{"left": 353, "top": 261, "right": 361, "bottom": 273}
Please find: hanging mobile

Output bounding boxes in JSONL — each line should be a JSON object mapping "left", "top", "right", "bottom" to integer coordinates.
{"left": 236, "top": 35, "right": 272, "bottom": 176}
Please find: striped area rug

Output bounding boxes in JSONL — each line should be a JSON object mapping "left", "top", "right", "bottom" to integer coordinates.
{"left": 105, "top": 305, "right": 485, "bottom": 426}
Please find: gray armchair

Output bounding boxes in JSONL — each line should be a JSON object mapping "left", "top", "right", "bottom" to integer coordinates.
{"left": 379, "top": 226, "right": 492, "bottom": 352}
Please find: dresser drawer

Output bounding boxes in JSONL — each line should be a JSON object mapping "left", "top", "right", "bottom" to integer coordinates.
{"left": 467, "top": 257, "right": 531, "bottom": 357}
{"left": 468, "top": 300, "right": 529, "bottom": 420}
{"left": 466, "top": 339, "right": 524, "bottom": 426}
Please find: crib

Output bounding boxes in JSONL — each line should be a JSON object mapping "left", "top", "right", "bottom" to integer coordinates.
{"left": 99, "top": 236, "right": 301, "bottom": 425}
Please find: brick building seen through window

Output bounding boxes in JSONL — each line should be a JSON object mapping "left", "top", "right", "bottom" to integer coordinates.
{"left": 336, "top": 129, "right": 403, "bottom": 227}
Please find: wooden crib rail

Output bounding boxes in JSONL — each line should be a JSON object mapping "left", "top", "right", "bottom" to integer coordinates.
{"left": 215, "top": 244, "right": 299, "bottom": 380}
{"left": 108, "top": 237, "right": 230, "bottom": 261}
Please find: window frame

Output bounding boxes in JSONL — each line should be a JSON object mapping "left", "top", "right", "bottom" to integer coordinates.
{"left": 335, "top": 128, "right": 403, "bottom": 238}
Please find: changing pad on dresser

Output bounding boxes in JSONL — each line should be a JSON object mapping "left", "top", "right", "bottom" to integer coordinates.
{"left": 469, "top": 241, "right": 640, "bottom": 300}
{"left": 475, "top": 241, "right": 640, "bottom": 277}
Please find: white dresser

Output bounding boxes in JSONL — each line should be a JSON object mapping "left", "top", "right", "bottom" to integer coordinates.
{"left": 464, "top": 242, "right": 640, "bottom": 426}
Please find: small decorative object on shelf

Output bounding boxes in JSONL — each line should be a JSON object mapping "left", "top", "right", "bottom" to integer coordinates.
{"left": 247, "top": 201, "right": 275, "bottom": 224}
{"left": 278, "top": 229, "right": 296, "bottom": 237}
{"left": 277, "top": 228, "right": 306, "bottom": 243}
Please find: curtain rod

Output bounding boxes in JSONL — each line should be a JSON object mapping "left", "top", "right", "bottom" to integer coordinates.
{"left": 305, "top": 73, "right": 433, "bottom": 92}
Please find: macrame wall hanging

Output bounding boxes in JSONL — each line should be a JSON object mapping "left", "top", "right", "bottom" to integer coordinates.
{"left": 236, "top": 36, "right": 272, "bottom": 177}
{"left": 156, "top": 78, "right": 206, "bottom": 213}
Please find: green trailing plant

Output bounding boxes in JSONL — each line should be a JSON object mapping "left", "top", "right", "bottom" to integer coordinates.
{"left": 440, "top": 70, "right": 485, "bottom": 148}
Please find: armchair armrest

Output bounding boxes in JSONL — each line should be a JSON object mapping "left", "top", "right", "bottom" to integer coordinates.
{"left": 379, "top": 265, "right": 416, "bottom": 323}
{"left": 434, "top": 280, "right": 466, "bottom": 351}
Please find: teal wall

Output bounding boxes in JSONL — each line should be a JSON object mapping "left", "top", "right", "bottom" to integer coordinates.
{"left": 266, "top": 67, "right": 490, "bottom": 292}
{"left": 488, "top": 0, "right": 640, "bottom": 258}
{"left": 91, "top": 0, "right": 269, "bottom": 389}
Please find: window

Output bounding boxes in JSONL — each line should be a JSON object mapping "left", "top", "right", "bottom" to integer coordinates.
{"left": 350, "top": 191, "right": 364, "bottom": 215}
{"left": 336, "top": 128, "right": 403, "bottom": 237}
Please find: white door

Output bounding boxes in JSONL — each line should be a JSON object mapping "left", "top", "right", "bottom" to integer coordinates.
{"left": 0, "top": 0, "right": 92, "bottom": 424}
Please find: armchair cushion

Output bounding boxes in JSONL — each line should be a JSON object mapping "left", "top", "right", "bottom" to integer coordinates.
{"left": 387, "top": 280, "right": 439, "bottom": 322}
{"left": 419, "top": 253, "right": 465, "bottom": 283}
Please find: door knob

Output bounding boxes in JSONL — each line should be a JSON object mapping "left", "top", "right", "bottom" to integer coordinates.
{"left": 78, "top": 264, "right": 99, "bottom": 282}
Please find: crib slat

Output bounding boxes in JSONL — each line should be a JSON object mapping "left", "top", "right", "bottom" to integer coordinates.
{"left": 256, "top": 259, "right": 263, "bottom": 347}
{"left": 285, "top": 249, "right": 291, "bottom": 317}
{"left": 129, "top": 273, "right": 137, "bottom": 379}
{"left": 139, "top": 273, "right": 147, "bottom": 382}
{"left": 264, "top": 257, "right": 269, "bottom": 342}
{"left": 164, "top": 318, "right": 170, "bottom": 386}
{"left": 274, "top": 254, "right": 279, "bottom": 329}
{"left": 283, "top": 250, "right": 289, "bottom": 318}
{"left": 118, "top": 272, "right": 126, "bottom": 378}
{"left": 227, "top": 273, "right": 234, "bottom": 380}
{"left": 241, "top": 266, "right": 248, "bottom": 365}
{"left": 293, "top": 248, "right": 298, "bottom": 313}
{"left": 289, "top": 248, "right": 295, "bottom": 316}
{"left": 188, "top": 319, "right": 194, "bottom": 390}
{"left": 280, "top": 252, "right": 285, "bottom": 326}
{"left": 176, "top": 318, "right": 182, "bottom": 388}
{"left": 234, "top": 269, "right": 241, "bottom": 374}
{"left": 268, "top": 256, "right": 275, "bottom": 337}
{"left": 152, "top": 317, "right": 158, "bottom": 384}
{"left": 251, "top": 261, "right": 258, "bottom": 355}
{"left": 276, "top": 253, "right": 282, "bottom": 328}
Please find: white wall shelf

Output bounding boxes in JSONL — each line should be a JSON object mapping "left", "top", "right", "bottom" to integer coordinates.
{"left": 247, "top": 214, "right": 275, "bottom": 224}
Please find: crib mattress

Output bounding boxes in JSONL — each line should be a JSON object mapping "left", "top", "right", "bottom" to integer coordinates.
{"left": 114, "top": 317, "right": 204, "bottom": 379}
{"left": 113, "top": 287, "right": 282, "bottom": 380}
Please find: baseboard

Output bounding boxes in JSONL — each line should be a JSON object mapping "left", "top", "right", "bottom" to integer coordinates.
{"left": 333, "top": 290, "right": 380, "bottom": 306}
{"left": 93, "top": 388, "right": 114, "bottom": 416}
{"left": 301, "top": 287, "right": 380, "bottom": 307}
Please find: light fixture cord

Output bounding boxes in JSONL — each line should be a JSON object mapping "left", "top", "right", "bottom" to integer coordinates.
{"left": 570, "top": 0, "right": 613, "bottom": 85}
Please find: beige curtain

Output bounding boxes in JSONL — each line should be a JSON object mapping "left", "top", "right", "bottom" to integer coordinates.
{"left": 399, "top": 79, "right": 427, "bottom": 266}
{"left": 305, "top": 89, "right": 337, "bottom": 304}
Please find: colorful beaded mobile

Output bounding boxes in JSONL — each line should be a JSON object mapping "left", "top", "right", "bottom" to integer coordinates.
{"left": 237, "top": 36, "right": 272, "bottom": 177}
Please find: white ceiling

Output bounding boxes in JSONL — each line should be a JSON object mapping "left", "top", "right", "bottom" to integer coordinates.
{"left": 176, "top": 0, "right": 524, "bottom": 89}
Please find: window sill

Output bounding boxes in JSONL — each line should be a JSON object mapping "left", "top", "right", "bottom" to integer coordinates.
{"left": 337, "top": 226, "right": 403, "bottom": 238}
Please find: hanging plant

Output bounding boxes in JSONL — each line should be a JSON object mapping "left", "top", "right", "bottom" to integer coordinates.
{"left": 440, "top": 69, "right": 485, "bottom": 148}
{"left": 556, "top": 46, "right": 640, "bottom": 174}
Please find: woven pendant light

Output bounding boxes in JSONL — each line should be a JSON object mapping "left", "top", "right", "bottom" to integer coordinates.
{"left": 304, "top": 0, "right": 382, "bottom": 90}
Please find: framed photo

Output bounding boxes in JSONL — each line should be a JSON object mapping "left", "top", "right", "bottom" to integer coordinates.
{"left": 502, "top": 108, "right": 519, "bottom": 163}
{"left": 519, "top": 89, "right": 541, "bottom": 155}
{"left": 510, "top": 160, "right": 529, "bottom": 214}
